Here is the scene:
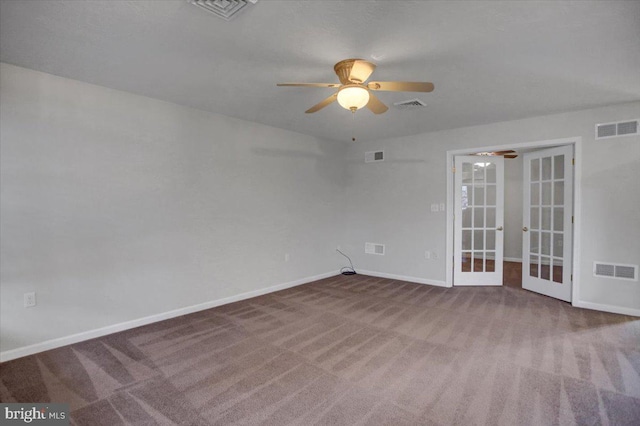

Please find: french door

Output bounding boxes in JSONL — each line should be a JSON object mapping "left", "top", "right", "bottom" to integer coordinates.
{"left": 454, "top": 156, "right": 504, "bottom": 285}
{"left": 522, "top": 145, "right": 573, "bottom": 301}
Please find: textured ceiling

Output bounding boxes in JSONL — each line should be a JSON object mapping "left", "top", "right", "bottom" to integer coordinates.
{"left": 1, "top": 1, "right": 639, "bottom": 142}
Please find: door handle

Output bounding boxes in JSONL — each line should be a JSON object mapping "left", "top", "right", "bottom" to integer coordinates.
{"left": 523, "top": 227, "right": 528, "bottom": 232}
{"left": 496, "top": 226, "right": 503, "bottom": 231}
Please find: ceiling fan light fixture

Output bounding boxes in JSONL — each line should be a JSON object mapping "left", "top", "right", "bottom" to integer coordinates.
{"left": 277, "top": 58, "right": 433, "bottom": 115}
{"left": 337, "top": 85, "right": 370, "bottom": 111}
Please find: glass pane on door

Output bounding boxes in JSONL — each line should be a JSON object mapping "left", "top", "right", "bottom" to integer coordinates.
{"left": 530, "top": 255, "right": 539, "bottom": 277}
{"left": 541, "top": 258, "right": 551, "bottom": 280}
{"left": 553, "top": 208, "right": 564, "bottom": 231}
{"left": 531, "top": 183, "right": 540, "bottom": 205}
{"left": 462, "top": 252, "right": 472, "bottom": 271}
{"left": 473, "top": 252, "right": 484, "bottom": 272}
{"left": 486, "top": 208, "right": 496, "bottom": 228}
{"left": 542, "top": 157, "right": 552, "bottom": 180}
{"left": 554, "top": 155, "right": 564, "bottom": 179}
{"left": 553, "top": 261, "right": 563, "bottom": 283}
{"left": 486, "top": 255, "right": 495, "bottom": 272}
{"left": 531, "top": 159, "right": 540, "bottom": 181}
{"left": 486, "top": 185, "right": 496, "bottom": 205}
{"left": 486, "top": 230, "right": 496, "bottom": 250}
{"left": 486, "top": 163, "right": 497, "bottom": 183}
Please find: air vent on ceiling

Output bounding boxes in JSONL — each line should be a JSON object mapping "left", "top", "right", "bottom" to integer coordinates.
{"left": 593, "top": 262, "right": 638, "bottom": 281}
{"left": 189, "top": 0, "right": 257, "bottom": 21}
{"left": 393, "top": 98, "right": 427, "bottom": 110}
{"left": 365, "top": 150, "right": 384, "bottom": 163}
{"left": 596, "top": 119, "right": 638, "bottom": 139}
{"left": 365, "top": 243, "right": 385, "bottom": 255}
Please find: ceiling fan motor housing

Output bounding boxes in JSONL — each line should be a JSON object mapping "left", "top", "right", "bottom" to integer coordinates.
{"left": 334, "top": 58, "right": 364, "bottom": 84}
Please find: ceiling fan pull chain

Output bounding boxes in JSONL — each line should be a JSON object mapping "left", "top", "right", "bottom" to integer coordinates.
{"left": 352, "top": 109, "right": 356, "bottom": 142}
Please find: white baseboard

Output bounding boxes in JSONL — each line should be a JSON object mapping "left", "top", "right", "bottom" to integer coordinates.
{"left": 357, "top": 270, "right": 448, "bottom": 288}
{"left": 572, "top": 300, "right": 640, "bottom": 317}
{"left": 0, "top": 271, "right": 339, "bottom": 363}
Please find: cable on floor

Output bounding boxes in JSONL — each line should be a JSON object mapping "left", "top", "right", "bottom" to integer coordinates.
{"left": 336, "top": 248, "right": 357, "bottom": 275}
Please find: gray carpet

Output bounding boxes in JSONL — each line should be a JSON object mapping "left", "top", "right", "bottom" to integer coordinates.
{"left": 1, "top": 274, "right": 639, "bottom": 425}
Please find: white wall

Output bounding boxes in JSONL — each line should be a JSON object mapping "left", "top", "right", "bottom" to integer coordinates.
{"left": 343, "top": 102, "right": 640, "bottom": 313}
{"left": 0, "top": 63, "right": 346, "bottom": 355}
{"left": 2, "top": 62, "right": 638, "bottom": 360}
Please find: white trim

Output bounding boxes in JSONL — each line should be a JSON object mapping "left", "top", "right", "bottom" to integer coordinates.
{"left": 0, "top": 271, "right": 339, "bottom": 362}
{"left": 486, "top": 256, "right": 523, "bottom": 263}
{"left": 447, "top": 137, "right": 582, "bottom": 299}
{"left": 445, "top": 153, "right": 455, "bottom": 288}
{"left": 358, "top": 270, "right": 447, "bottom": 287}
{"left": 572, "top": 138, "right": 583, "bottom": 304}
{"left": 573, "top": 301, "right": 640, "bottom": 318}
{"left": 446, "top": 137, "right": 581, "bottom": 157}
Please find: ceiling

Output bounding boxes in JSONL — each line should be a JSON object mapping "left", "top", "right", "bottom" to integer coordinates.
{"left": 1, "top": 1, "right": 639, "bottom": 143}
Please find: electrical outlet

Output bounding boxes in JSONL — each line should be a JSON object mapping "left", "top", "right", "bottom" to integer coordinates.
{"left": 432, "top": 252, "right": 439, "bottom": 260}
{"left": 425, "top": 250, "right": 431, "bottom": 259}
{"left": 24, "top": 292, "right": 36, "bottom": 308}
{"left": 284, "top": 253, "right": 290, "bottom": 262}
{"left": 439, "top": 203, "right": 445, "bottom": 211}
{"left": 430, "top": 203, "right": 438, "bottom": 212}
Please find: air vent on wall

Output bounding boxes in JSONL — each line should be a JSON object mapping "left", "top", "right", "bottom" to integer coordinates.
{"left": 189, "top": 0, "right": 257, "bottom": 21}
{"left": 365, "top": 151, "right": 384, "bottom": 163}
{"left": 593, "top": 262, "right": 638, "bottom": 281}
{"left": 596, "top": 119, "right": 639, "bottom": 139}
{"left": 393, "top": 98, "right": 427, "bottom": 110}
{"left": 365, "top": 243, "right": 385, "bottom": 255}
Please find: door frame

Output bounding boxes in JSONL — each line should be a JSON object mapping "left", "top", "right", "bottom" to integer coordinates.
{"left": 445, "top": 137, "right": 583, "bottom": 304}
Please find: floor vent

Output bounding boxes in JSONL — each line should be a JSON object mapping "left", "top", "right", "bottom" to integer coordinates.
{"left": 365, "top": 243, "right": 385, "bottom": 255}
{"left": 596, "top": 119, "right": 639, "bottom": 139}
{"left": 393, "top": 98, "right": 427, "bottom": 110}
{"left": 189, "top": 0, "right": 257, "bottom": 21}
{"left": 365, "top": 150, "right": 384, "bottom": 163}
{"left": 593, "top": 262, "right": 638, "bottom": 281}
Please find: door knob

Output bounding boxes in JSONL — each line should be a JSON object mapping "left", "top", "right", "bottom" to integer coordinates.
{"left": 496, "top": 226, "right": 503, "bottom": 231}
{"left": 523, "top": 226, "right": 528, "bottom": 232}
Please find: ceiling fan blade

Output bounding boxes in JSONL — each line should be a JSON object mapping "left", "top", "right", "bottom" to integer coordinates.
{"left": 368, "top": 81, "right": 434, "bottom": 92}
{"left": 305, "top": 93, "right": 338, "bottom": 113}
{"left": 473, "top": 150, "right": 517, "bottom": 157}
{"left": 504, "top": 154, "right": 518, "bottom": 159}
{"left": 277, "top": 83, "right": 341, "bottom": 88}
{"left": 349, "top": 60, "right": 376, "bottom": 83}
{"left": 366, "top": 93, "right": 388, "bottom": 114}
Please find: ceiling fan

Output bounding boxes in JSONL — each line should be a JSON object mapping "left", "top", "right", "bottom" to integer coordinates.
{"left": 473, "top": 150, "right": 518, "bottom": 159}
{"left": 277, "top": 58, "right": 434, "bottom": 114}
